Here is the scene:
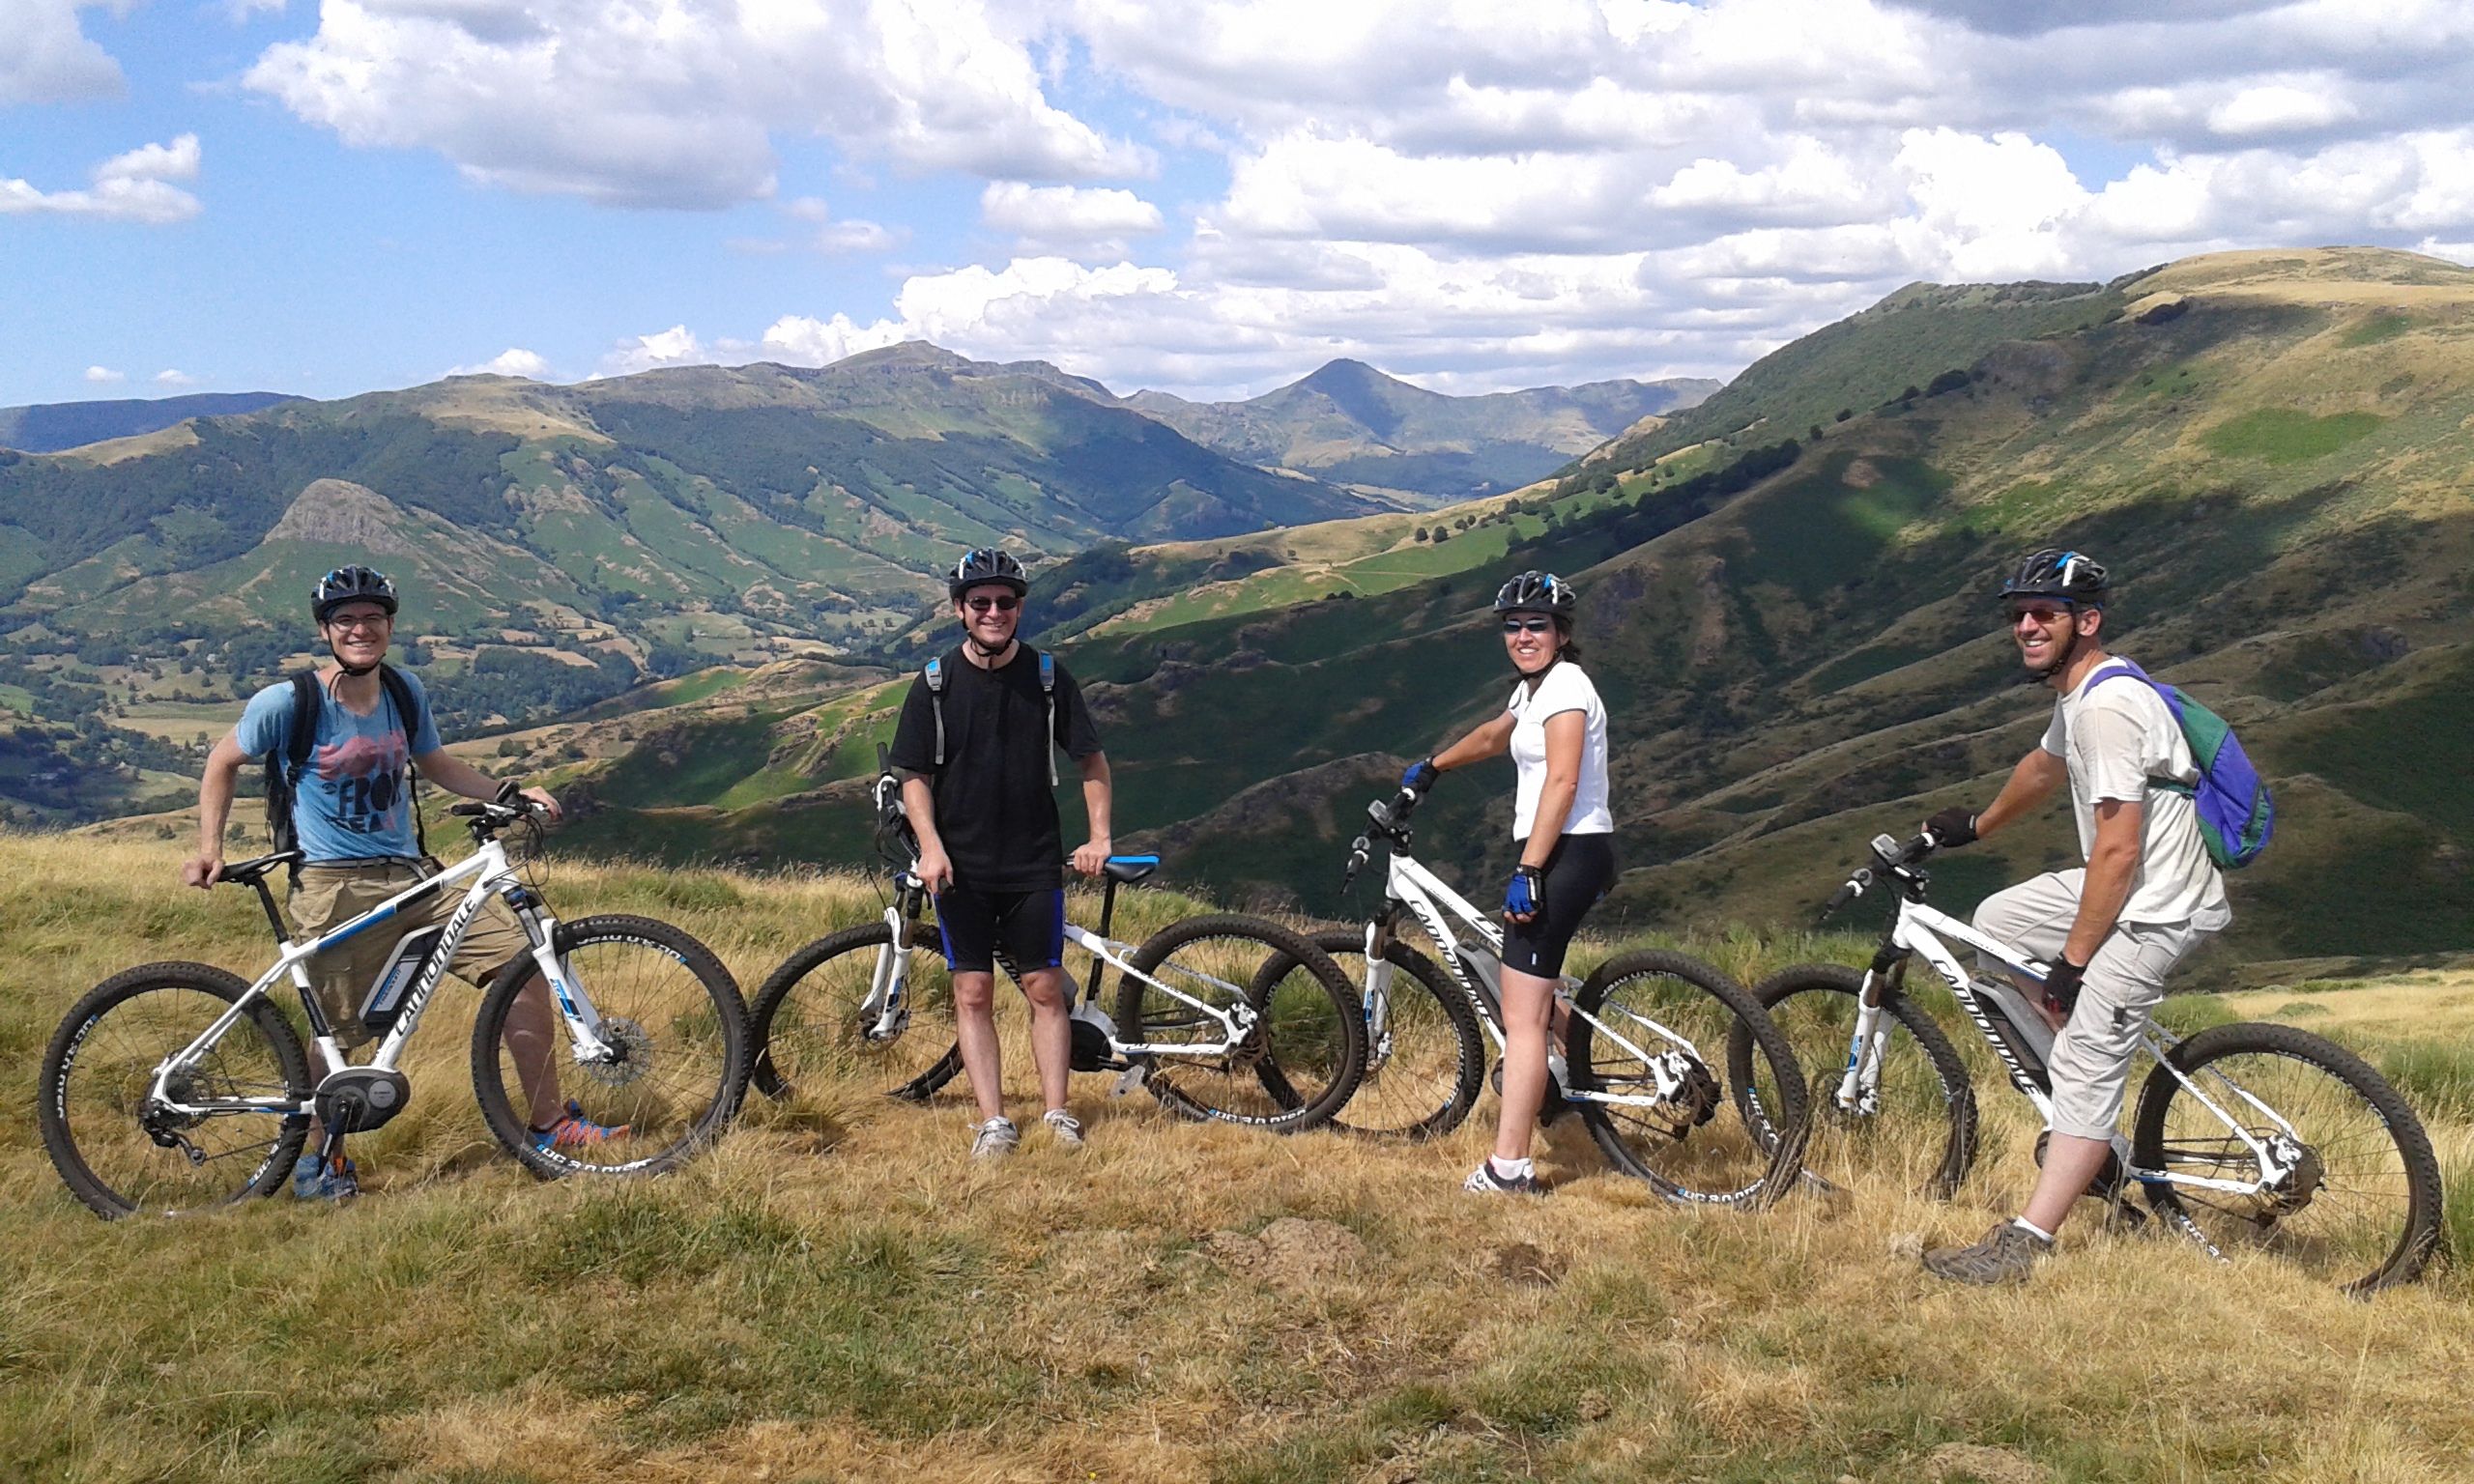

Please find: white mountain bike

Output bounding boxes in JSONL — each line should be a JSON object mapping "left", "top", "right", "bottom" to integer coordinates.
{"left": 1296, "top": 785, "right": 1807, "bottom": 1207}
{"left": 38, "top": 789, "right": 750, "bottom": 1217}
{"left": 1742, "top": 829, "right": 2442, "bottom": 1293}
{"left": 746, "top": 750, "right": 1364, "bottom": 1131}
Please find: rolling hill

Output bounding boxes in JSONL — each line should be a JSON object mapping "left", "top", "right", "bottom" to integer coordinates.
{"left": 0, "top": 390, "right": 298, "bottom": 454}
{"left": 525, "top": 247, "right": 2474, "bottom": 976}
{"left": 1127, "top": 358, "right": 1718, "bottom": 503}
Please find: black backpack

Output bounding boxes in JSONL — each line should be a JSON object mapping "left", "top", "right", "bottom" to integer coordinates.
{"left": 263, "top": 664, "right": 429, "bottom": 882}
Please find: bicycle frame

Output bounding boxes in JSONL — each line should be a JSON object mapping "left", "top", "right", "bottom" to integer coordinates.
{"left": 1837, "top": 870, "right": 2303, "bottom": 1200}
{"left": 1368, "top": 841, "right": 1702, "bottom": 1112}
{"left": 147, "top": 839, "right": 612, "bottom": 1119}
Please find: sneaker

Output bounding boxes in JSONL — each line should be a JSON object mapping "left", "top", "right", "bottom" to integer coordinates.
{"left": 1922, "top": 1220, "right": 2054, "bottom": 1286}
{"left": 531, "top": 1099, "right": 631, "bottom": 1153}
{"left": 1043, "top": 1108, "right": 1085, "bottom": 1149}
{"left": 1463, "top": 1159, "right": 1541, "bottom": 1196}
{"left": 290, "top": 1153, "right": 359, "bottom": 1203}
{"left": 970, "top": 1116, "right": 1021, "bottom": 1160}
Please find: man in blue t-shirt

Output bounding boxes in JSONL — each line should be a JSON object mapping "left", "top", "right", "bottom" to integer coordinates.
{"left": 183, "top": 565, "right": 625, "bottom": 1199}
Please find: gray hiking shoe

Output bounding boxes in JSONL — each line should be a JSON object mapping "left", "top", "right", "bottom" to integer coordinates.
{"left": 969, "top": 1116, "right": 1021, "bottom": 1160}
{"left": 1042, "top": 1108, "right": 1085, "bottom": 1149}
{"left": 1922, "top": 1220, "right": 2054, "bottom": 1285}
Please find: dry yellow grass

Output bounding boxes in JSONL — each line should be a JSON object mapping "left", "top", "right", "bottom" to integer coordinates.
{"left": 6, "top": 830, "right": 2474, "bottom": 1482}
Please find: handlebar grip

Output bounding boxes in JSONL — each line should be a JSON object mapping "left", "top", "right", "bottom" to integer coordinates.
{"left": 1821, "top": 882, "right": 1857, "bottom": 918}
{"left": 450, "top": 803, "right": 485, "bottom": 817}
{"left": 877, "top": 741, "right": 892, "bottom": 773}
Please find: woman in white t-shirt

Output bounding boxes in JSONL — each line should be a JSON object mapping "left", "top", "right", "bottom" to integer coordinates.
{"left": 1398, "top": 570, "right": 1617, "bottom": 1194}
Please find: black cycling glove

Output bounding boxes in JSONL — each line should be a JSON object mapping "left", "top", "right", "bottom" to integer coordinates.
{"left": 1401, "top": 758, "right": 1439, "bottom": 794}
{"left": 1925, "top": 807, "right": 1979, "bottom": 848}
{"left": 2041, "top": 956, "right": 2086, "bottom": 1019}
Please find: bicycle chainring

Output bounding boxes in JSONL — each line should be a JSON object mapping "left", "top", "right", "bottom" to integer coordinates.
{"left": 577, "top": 1015, "right": 653, "bottom": 1087}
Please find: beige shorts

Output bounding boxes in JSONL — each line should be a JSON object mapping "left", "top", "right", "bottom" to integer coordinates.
{"left": 290, "top": 861, "right": 535, "bottom": 1049}
{"left": 1971, "top": 870, "right": 2216, "bottom": 1142}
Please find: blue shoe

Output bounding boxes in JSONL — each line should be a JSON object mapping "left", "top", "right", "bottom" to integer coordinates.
{"left": 291, "top": 1153, "right": 359, "bottom": 1202}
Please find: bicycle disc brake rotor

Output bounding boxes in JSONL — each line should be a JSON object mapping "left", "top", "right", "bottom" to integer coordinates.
{"left": 2255, "top": 1136, "right": 2323, "bottom": 1225}
{"left": 576, "top": 1015, "right": 653, "bottom": 1087}
{"left": 1660, "top": 1051, "right": 1722, "bottom": 1133}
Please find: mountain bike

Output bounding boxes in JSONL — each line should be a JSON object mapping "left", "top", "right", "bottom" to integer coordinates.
{"left": 1289, "top": 786, "right": 1807, "bottom": 1207}
{"left": 1740, "top": 829, "right": 2442, "bottom": 1293}
{"left": 38, "top": 789, "right": 750, "bottom": 1217}
{"left": 747, "top": 750, "right": 1365, "bottom": 1131}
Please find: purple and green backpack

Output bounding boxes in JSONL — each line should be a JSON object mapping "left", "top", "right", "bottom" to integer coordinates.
{"left": 2087, "top": 660, "right": 2274, "bottom": 870}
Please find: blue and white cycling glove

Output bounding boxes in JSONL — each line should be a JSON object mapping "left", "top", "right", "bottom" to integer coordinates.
{"left": 1401, "top": 757, "right": 1439, "bottom": 794}
{"left": 1505, "top": 865, "right": 1544, "bottom": 919}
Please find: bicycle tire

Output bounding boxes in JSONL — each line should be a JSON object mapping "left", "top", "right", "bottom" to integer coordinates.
{"left": 1270, "top": 930, "right": 1483, "bottom": 1140}
{"left": 472, "top": 915, "right": 749, "bottom": 1179}
{"left": 1735, "top": 963, "right": 1978, "bottom": 1200}
{"left": 2130, "top": 1020, "right": 2442, "bottom": 1295}
{"left": 1568, "top": 949, "right": 1808, "bottom": 1209}
{"left": 1114, "top": 913, "right": 1365, "bottom": 1132}
{"left": 39, "top": 962, "right": 313, "bottom": 1218}
{"left": 749, "top": 921, "right": 963, "bottom": 1103}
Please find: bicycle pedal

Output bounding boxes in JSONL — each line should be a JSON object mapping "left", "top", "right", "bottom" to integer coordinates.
{"left": 1110, "top": 1063, "right": 1148, "bottom": 1099}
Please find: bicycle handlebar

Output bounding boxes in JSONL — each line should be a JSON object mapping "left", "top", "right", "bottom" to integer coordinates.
{"left": 1818, "top": 829, "right": 1945, "bottom": 922}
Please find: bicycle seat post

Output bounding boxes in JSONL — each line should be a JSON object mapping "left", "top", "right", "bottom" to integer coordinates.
{"left": 246, "top": 876, "right": 290, "bottom": 942}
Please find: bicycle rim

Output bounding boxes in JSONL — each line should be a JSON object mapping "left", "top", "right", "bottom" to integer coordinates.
{"left": 2134, "top": 1029, "right": 2440, "bottom": 1294}
{"left": 754, "top": 924, "right": 962, "bottom": 1103}
{"left": 43, "top": 973, "right": 308, "bottom": 1216}
{"left": 1121, "top": 917, "right": 1362, "bottom": 1131}
{"left": 1298, "top": 932, "right": 1482, "bottom": 1140}
{"left": 1743, "top": 965, "right": 1975, "bottom": 1200}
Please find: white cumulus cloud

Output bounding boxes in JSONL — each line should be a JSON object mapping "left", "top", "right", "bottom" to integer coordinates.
{"left": 450, "top": 347, "right": 552, "bottom": 378}
{"left": 980, "top": 182, "right": 1165, "bottom": 253}
{"left": 156, "top": 369, "right": 196, "bottom": 386}
{"left": 0, "top": 134, "right": 203, "bottom": 225}
{"left": 1, "top": 0, "right": 126, "bottom": 105}
{"left": 84, "top": 365, "right": 126, "bottom": 384}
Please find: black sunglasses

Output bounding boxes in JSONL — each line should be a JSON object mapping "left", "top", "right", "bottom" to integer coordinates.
{"left": 964, "top": 594, "right": 1021, "bottom": 614}
{"left": 1501, "top": 615, "right": 1555, "bottom": 634}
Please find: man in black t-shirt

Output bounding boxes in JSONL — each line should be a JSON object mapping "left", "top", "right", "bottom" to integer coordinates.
{"left": 888, "top": 548, "right": 1112, "bottom": 1157}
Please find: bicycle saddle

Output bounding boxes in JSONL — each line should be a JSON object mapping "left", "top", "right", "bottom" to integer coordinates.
{"left": 216, "top": 850, "right": 304, "bottom": 886}
{"left": 1103, "top": 854, "right": 1161, "bottom": 885}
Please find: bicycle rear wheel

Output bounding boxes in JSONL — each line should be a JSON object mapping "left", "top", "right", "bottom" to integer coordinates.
{"left": 39, "top": 962, "right": 313, "bottom": 1218}
{"left": 1115, "top": 914, "right": 1365, "bottom": 1132}
{"left": 1266, "top": 930, "right": 1482, "bottom": 1139}
{"left": 2131, "top": 1021, "right": 2441, "bottom": 1294}
{"left": 750, "top": 922, "right": 963, "bottom": 1103}
{"left": 1568, "top": 949, "right": 1807, "bottom": 1209}
{"left": 1735, "top": 963, "right": 1977, "bottom": 1200}
{"left": 473, "top": 915, "right": 749, "bottom": 1179}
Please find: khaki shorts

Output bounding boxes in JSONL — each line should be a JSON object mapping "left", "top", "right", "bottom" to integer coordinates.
{"left": 290, "top": 861, "right": 536, "bottom": 1049}
{"left": 1971, "top": 870, "right": 2216, "bottom": 1142}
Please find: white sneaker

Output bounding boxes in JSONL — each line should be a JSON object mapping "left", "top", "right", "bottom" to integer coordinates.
{"left": 970, "top": 1117, "right": 1020, "bottom": 1159}
{"left": 1043, "top": 1108, "right": 1085, "bottom": 1148}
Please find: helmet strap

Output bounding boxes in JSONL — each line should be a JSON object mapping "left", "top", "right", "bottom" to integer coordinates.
{"left": 2026, "top": 607, "right": 2088, "bottom": 684}
{"left": 964, "top": 633, "right": 1014, "bottom": 663}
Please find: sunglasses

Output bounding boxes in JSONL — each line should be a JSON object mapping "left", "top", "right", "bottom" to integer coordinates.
{"left": 325, "top": 614, "right": 391, "bottom": 633}
{"left": 964, "top": 594, "right": 1021, "bottom": 614}
{"left": 2004, "top": 602, "right": 2072, "bottom": 626}
{"left": 1501, "top": 616, "right": 1556, "bottom": 635}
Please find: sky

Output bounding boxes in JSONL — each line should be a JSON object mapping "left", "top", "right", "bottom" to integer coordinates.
{"left": 6, "top": 0, "right": 2474, "bottom": 409}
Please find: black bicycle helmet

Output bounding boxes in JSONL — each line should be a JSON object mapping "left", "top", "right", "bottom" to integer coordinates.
{"left": 1999, "top": 548, "right": 2108, "bottom": 607}
{"left": 312, "top": 565, "right": 399, "bottom": 622}
{"left": 947, "top": 547, "right": 1029, "bottom": 598}
{"left": 1492, "top": 569, "right": 1576, "bottom": 617}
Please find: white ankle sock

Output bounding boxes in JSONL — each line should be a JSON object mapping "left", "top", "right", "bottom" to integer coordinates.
{"left": 2011, "top": 1216, "right": 2055, "bottom": 1242}
{"left": 1490, "top": 1156, "right": 1535, "bottom": 1181}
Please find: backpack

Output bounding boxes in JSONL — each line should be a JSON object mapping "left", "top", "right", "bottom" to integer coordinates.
{"left": 925, "top": 648, "right": 1057, "bottom": 785}
{"left": 2086, "top": 659, "right": 2273, "bottom": 870}
{"left": 264, "top": 664, "right": 430, "bottom": 883}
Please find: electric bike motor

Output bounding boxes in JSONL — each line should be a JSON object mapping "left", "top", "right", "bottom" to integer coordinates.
{"left": 314, "top": 1067, "right": 414, "bottom": 1133}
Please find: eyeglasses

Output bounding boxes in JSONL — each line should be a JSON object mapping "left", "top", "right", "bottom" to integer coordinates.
{"left": 324, "top": 614, "right": 391, "bottom": 633}
{"left": 2004, "top": 603, "right": 2071, "bottom": 626}
{"left": 964, "top": 594, "right": 1021, "bottom": 614}
{"left": 1501, "top": 616, "right": 1556, "bottom": 635}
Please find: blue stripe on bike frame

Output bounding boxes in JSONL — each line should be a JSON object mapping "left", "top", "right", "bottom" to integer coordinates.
{"left": 309, "top": 902, "right": 396, "bottom": 953}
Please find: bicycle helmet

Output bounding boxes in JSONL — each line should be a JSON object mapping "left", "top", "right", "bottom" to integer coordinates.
{"left": 312, "top": 565, "right": 399, "bottom": 622}
{"left": 947, "top": 547, "right": 1029, "bottom": 599}
{"left": 1999, "top": 548, "right": 2108, "bottom": 608}
{"left": 1492, "top": 570, "right": 1576, "bottom": 617}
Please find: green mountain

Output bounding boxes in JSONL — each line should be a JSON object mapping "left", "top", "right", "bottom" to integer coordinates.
{"left": 0, "top": 391, "right": 299, "bottom": 454}
{"left": 0, "top": 345, "right": 1383, "bottom": 822}
{"left": 533, "top": 247, "right": 2474, "bottom": 977}
{"left": 1126, "top": 359, "right": 1718, "bottom": 503}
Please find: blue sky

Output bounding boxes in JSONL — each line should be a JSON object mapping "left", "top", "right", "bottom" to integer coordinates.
{"left": 8, "top": 0, "right": 2473, "bottom": 410}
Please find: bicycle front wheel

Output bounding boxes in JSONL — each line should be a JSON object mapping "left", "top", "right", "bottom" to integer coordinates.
{"left": 2131, "top": 1021, "right": 2442, "bottom": 1295}
{"left": 1736, "top": 963, "right": 1978, "bottom": 1200}
{"left": 473, "top": 915, "right": 749, "bottom": 1179}
{"left": 1273, "top": 930, "right": 1482, "bottom": 1139}
{"left": 749, "top": 922, "right": 962, "bottom": 1104}
{"left": 39, "top": 962, "right": 313, "bottom": 1218}
{"left": 1568, "top": 949, "right": 1807, "bottom": 1209}
{"left": 1115, "top": 914, "right": 1365, "bottom": 1132}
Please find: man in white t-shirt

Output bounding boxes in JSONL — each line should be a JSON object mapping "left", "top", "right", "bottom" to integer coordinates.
{"left": 1914, "top": 549, "right": 2231, "bottom": 1284}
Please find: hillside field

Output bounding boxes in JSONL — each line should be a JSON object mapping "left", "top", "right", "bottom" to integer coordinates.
{"left": 6, "top": 831, "right": 2474, "bottom": 1482}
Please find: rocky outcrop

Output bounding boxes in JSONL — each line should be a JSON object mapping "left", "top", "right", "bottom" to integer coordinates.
{"left": 265, "top": 479, "right": 422, "bottom": 556}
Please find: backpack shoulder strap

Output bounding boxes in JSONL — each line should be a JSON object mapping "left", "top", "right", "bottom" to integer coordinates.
{"left": 375, "top": 662, "right": 431, "bottom": 859}
{"left": 284, "top": 671, "right": 322, "bottom": 774}
{"left": 923, "top": 657, "right": 946, "bottom": 767}
{"left": 1037, "top": 650, "right": 1057, "bottom": 786}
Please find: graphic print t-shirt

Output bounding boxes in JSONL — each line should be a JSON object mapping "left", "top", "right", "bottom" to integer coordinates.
{"left": 235, "top": 671, "right": 443, "bottom": 863}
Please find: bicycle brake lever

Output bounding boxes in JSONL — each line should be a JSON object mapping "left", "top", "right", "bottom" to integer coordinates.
{"left": 1820, "top": 869, "right": 1872, "bottom": 922}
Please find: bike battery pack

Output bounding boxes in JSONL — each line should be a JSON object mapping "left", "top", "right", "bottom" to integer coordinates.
{"left": 360, "top": 925, "right": 447, "bottom": 1036}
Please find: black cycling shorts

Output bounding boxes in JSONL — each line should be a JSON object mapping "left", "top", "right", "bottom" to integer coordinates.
{"left": 935, "top": 885, "right": 1067, "bottom": 976}
{"left": 1500, "top": 833, "right": 1617, "bottom": 978}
